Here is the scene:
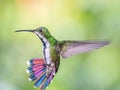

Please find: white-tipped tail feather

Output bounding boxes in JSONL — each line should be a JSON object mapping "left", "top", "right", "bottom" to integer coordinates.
{"left": 26, "top": 60, "right": 30, "bottom": 65}
{"left": 28, "top": 78, "right": 32, "bottom": 81}
{"left": 34, "top": 86, "right": 37, "bottom": 88}
{"left": 26, "top": 69, "right": 30, "bottom": 73}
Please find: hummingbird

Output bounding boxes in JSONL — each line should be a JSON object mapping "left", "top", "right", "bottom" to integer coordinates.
{"left": 15, "top": 27, "right": 110, "bottom": 90}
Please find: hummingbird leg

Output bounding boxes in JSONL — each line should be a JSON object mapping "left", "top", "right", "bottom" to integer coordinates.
{"left": 44, "top": 63, "right": 55, "bottom": 78}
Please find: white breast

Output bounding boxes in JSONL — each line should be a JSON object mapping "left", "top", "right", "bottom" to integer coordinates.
{"left": 44, "top": 43, "right": 51, "bottom": 64}
{"left": 34, "top": 31, "right": 51, "bottom": 64}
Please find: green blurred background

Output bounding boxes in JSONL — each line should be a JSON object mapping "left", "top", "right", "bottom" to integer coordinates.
{"left": 0, "top": 0, "right": 120, "bottom": 90}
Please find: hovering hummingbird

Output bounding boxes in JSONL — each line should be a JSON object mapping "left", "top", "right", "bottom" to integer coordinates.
{"left": 15, "top": 27, "right": 109, "bottom": 90}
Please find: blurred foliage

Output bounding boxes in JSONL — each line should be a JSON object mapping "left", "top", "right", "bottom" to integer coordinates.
{"left": 0, "top": 0, "right": 120, "bottom": 90}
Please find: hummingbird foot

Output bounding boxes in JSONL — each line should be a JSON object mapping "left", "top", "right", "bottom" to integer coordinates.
{"left": 44, "top": 63, "right": 55, "bottom": 78}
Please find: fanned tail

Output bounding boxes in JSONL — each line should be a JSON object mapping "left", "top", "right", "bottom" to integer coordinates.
{"left": 26, "top": 58, "right": 56, "bottom": 90}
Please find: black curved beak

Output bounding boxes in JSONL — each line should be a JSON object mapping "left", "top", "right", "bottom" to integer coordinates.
{"left": 15, "top": 30, "right": 35, "bottom": 32}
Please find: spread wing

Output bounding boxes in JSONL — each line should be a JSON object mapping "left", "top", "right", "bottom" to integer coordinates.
{"left": 59, "top": 40, "right": 110, "bottom": 58}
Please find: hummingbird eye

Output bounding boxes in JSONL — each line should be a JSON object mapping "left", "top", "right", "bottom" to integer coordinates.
{"left": 39, "top": 28, "right": 43, "bottom": 32}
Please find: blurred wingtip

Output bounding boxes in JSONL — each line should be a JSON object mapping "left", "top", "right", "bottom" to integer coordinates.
{"left": 103, "top": 40, "right": 111, "bottom": 45}
{"left": 95, "top": 40, "right": 111, "bottom": 45}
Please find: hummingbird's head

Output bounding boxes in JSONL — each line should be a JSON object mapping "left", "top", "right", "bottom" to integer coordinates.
{"left": 34, "top": 27, "right": 51, "bottom": 38}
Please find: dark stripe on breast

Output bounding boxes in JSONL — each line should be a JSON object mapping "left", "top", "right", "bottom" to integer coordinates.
{"left": 43, "top": 42, "right": 47, "bottom": 63}
{"left": 43, "top": 41, "right": 51, "bottom": 64}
